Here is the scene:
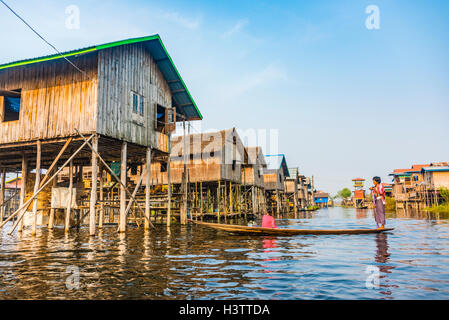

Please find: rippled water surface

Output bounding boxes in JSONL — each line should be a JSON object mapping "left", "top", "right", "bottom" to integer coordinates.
{"left": 1, "top": 207, "right": 449, "bottom": 299}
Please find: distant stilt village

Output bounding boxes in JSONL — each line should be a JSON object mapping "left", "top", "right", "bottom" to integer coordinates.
{"left": 342, "top": 163, "right": 449, "bottom": 211}
{"left": 0, "top": 35, "right": 329, "bottom": 236}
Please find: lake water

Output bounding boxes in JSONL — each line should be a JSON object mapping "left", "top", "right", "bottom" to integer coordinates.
{"left": 1, "top": 207, "right": 448, "bottom": 300}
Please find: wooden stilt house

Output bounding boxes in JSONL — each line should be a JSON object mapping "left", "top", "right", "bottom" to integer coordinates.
{"left": 263, "top": 154, "right": 289, "bottom": 215}
{"left": 0, "top": 35, "right": 202, "bottom": 235}
{"left": 148, "top": 128, "right": 249, "bottom": 221}
{"left": 242, "top": 146, "right": 267, "bottom": 216}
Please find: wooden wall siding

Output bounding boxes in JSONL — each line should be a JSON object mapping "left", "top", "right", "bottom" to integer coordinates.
{"left": 157, "top": 129, "right": 246, "bottom": 184}
{"left": 0, "top": 54, "right": 98, "bottom": 144}
{"left": 242, "top": 147, "right": 265, "bottom": 188}
{"left": 97, "top": 44, "right": 172, "bottom": 148}
{"left": 264, "top": 169, "right": 285, "bottom": 191}
{"left": 148, "top": 157, "right": 223, "bottom": 185}
{"left": 285, "top": 180, "right": 296, "bottom": 193}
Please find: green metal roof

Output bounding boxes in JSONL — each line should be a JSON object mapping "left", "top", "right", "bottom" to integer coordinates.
{"left": 0, "top": 34, "right": 202, "bottom": 120}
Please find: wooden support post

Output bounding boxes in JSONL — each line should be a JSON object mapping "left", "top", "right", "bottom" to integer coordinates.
{"left": 109, "top": 184, "right": 114, "bottom": 224}
{"left": 181, "top": 120, "right": 188, "bottom": 225}
{"left": 145, "top": 147, "right": 152, "bottom": 230}
{"left": 276, "top": 190, "right": 281, "bottom": 217}
{"left": 0, "top": 169, "right": 5, "bottom": 223}
{"left": 3, "top": 134, "right": 94, "bottom": 233}
{"left": 167, "top": 133, "right": 172, "bottom": 227}
{"left": 65, "top": 160, "right": 73, "bottom": 233}
{"left": 311, "top": 175, "right": 315, "bottom": 206}
{"left": 40, "top": 137, "right": 73, "bottom": 188}
{"left": 224, "top": 182, "right": 227, "bottom": 222}
{"left": 119, "top": 141, "right": 127, "bottom": 232}
{"left": 252, "top": 187, "right": 257, "bottom": 216}
{"left": 89, "top": 136, "right": 98, "bottom": 236}
{"left": 18, "top": 155, "right": 27, "bottom": 233}
{"left": 230, "top": 181, "right": 233, "bottom": 215}
{"left": 217, "top": 181, "right": 221, "bottom": 222}
{"left": 48, "top": 171, "right": 57, "bottom": 230}
{"left": 99, "top": 165, "right": 104, "bottom": 229}
{"left": 32, "top": 141, "right": 42, "bottom": 236}
{"left": 199, "top": 181, "right": 203, "bottom": 221}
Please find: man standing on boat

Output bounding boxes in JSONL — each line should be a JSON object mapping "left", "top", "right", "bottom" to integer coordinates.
{"left": 261, "top": 209, "right": 277, "bottom": 228}
{"left": 371, "top": 176, "right": 386, "bottom": 229}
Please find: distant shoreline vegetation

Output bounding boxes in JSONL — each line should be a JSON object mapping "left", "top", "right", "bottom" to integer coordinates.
{"left": 424, "top": 204, "right": 449, "bottom": 214}
{"left": 423, "top": 187, "right": 449, "bottom": 214}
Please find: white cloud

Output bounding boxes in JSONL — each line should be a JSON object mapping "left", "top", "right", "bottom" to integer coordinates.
{"left": 222, "top": 19, "right": 248, "bottom": 38}
{"left": 161, "top": 11, "right": 201, "bottom": 30}
{"left": 219, "top": 64, "right": 288, "bottom": 98}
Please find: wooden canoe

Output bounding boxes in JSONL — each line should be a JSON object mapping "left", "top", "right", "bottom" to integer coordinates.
{"left": 193, "top": 221, "right": 394, "bottom": 235}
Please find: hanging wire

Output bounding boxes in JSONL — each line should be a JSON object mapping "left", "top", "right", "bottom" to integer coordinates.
{"left": 0, "top": 0, "right": 92, "bottom": 80}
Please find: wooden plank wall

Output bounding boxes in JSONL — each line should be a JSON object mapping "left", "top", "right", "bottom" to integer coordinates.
{"left": 242, "top": 147, "right": 265, "bottom": 188}
{"left": 97, "top": 44, "right": 172, "bottom": 148}
{"left": 264, "top": 169, "right": 285, "bottom": 191}
{"left": 221, "top": 129, "right": 245, "bottom": 183}
{"left": 147, "top": 129, "right": 246, "bottom": 185}
{"left": 0, "top": 54, "right": 98, "bottom": 144}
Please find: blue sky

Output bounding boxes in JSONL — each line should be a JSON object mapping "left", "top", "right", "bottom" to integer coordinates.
{"left": 1, "top": 0, "right": 448, "bottom": 195}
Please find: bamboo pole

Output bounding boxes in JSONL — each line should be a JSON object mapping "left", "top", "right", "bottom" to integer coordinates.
{"left": 199, "top": 181, "right": 203, "bottom": 221}
{"left": 18, "top": 154, "right": 28, "bottom": 232}
{"left": 31, "top": 140, "right": 41, "bottom": 236}
{"left": 230, "top": 181, "right": 233, "bottom": 215}
{"left": 89, "top": 136, "right": 98, "bottom": 236}
{"left": 144, "top": 147, "right": 152, "bottom": 230}
{"left": 3, "top": 135, "right": 94, "bottom": 234}
{"left": 73, "top": 129, "right": 148, "bottom": 222}
{"left": 0, "top": 168, "right": 5, "bottom": 223}
{"left": 123, "top": 167, "right": 146, "bottom": 221}
{"left": 48, "top": 171, "right": 57, "bottom": 230}
{"left": 119, "top": 141, "right": 127, "bottom": 233}
{"left": 167, "top": 132, "right": 172, "bottom": 228}
{"left": 40, "top": 137, "right": 73, "bottom": 188}
{"left": 181, "top": 120, "right": 188, "bottom": 225}
{"left": 65, "top": 160, "right": 73, "bottom": 233}
{"left": 99, "top": 165, "right": 104, "bottom": 229}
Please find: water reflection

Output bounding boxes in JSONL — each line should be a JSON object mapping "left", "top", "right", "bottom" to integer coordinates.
{"left": 374, "top": 233, "right": 395, "bottom": 298}
{"left": 1, "top": 207, "right": 449, "bottom": 299}
{"left": 355, "top": 209, "right": 367, "bottom": 219}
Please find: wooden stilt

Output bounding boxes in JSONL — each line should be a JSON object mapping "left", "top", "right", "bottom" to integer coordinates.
{"left": 99, "top": 165, "right": 104, "bottom": 229}
{"left": 252, "top": 187, "right": 256, "bottom": 216}
{"left": 48, "top": 173, "right": 57, "bottom": 229}
{"left": 40, "top": 137, "right": 73, "bottom": 188}
{"left": 167, "top": 133, "right": 172, "bottom": 227}
{"left": 145, "top": 147, "right": 152, "bottom": 230}
{"left": 181, "top": 120, "right": 188, "bottom": 225}
{"left": 217, "top": 181, "right": 221, "bottom": 222}
{"left": 65, "top": 160, "right": 73, "bottom": 233}
{"left": 89, "top": 136, "right": 98, "bottom": 236}
{"left": 4, "top": 135, "right": 94, "bottom": 233}
{"left": 199, "top": 181, "right": 203, "bottom": 221}
{"left": 0, "top": 169, "right": 5, "bottom": 223}
{"left": 230, "top": 181, "right": 233, "bottom": 215}
{"left": 32, "top": 141, "right": 42, "bottom": 236}
{"left": 17, "top": 155, "right": 27, "bottom": 233}
{"left": 224, "top": 181, "right": 227, "bottom": 222}
{"left": 109, "top": 183, "right": 115, "bottom": 224}
{"left": 119, "top": 141, "right": 127, "bottom": 233}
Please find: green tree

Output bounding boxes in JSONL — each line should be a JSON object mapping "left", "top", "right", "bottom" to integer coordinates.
{"left": 337, "top": 188, "right": 352, "bottom": 200}
{"left": 440, "top": 187, "right": 449, "bottom": 203}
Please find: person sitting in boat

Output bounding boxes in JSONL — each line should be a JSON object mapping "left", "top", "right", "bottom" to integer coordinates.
{"left": 261, "top": 209, "right": 277, "bottom": 229}
{"left": 371, "top": 176, "right": 386, "bottom": 230}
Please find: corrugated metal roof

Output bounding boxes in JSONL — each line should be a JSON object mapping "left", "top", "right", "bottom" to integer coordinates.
{"left": 264, "top": 154, "right": 289, "bottom": 177}
{"left": 0, "top": 34, "right": 202, "bottom": 120}
{"left": 421, "top": 166, "right": 449, "bottom": 172}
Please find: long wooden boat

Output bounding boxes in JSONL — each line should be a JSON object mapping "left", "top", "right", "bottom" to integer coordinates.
{"left": 193, "top": 221, "right": 394, "bottom": 235}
